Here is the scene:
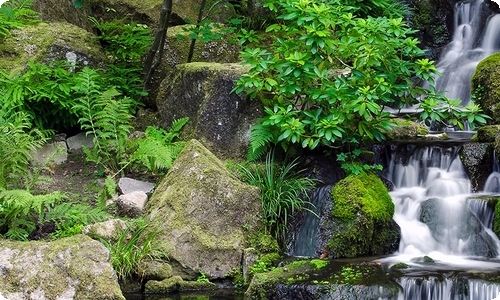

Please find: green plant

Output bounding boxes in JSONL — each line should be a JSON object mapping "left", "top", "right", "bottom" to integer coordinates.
{"left": 196, "top": 271, "right": 210, "bottom": 283}
{"left": 89, "top": 17, "right": 154, "bottom": 62}
{"left": 419, "top": 95, "right": 489, "bottom": 130}
{"left": 130, "top": 117, "right": 189, "bottom": 173}
{"left": 0, "top": 109, "right": 50, "bottom": 190}
{"left": 99, "top": 218, "right": 163, "bottom": 281}
{"left": 238, "top": 151, "right": 316, "bottom": 246}
{"left": 43, "top": 202, "right": 110, "bottom": 239}
{"left": 0, "top": 189, "right": 65, "bottom": 240}
{"left": 332, "top": 265, "right": 370, "bottom": 284}
{"left": 72, "top": 67, "right": 136, "bottom": 175}
{"left": 0, "top": 60, "right": 79, "bottom": 130}
{"left": 0, "top": 0, "right": 39, "bottom": 39}
{"left": 233, "top": 0, "right": 486, "bottom": 163}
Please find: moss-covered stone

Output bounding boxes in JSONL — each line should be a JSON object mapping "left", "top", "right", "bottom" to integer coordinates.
{"left": 476, "top": 125, "right": 500, "bottom": 142}
{"left": 386, "top": 118, "right": 429, "bottom": 140}
{"left": 460, "top": 143, "right": 493, "bottom": 192}
{"left": 471, "top": 53, "right": 500, "bottom": 124}
{"left": 144, "top": 139, "right": 264, "bottom": 280}
{"left": 0, "top": 22, "right": 106, "bottom": 74}
{"left": 327, "top": 172, "right": 399, "bottom": 258}
{"left": 0, "top": 234, "right": 124, "bottom": 299}
{"left": 494, "top": 198, "right": 500, "bottom": 238}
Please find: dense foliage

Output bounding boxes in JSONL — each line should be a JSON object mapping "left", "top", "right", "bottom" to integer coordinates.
{"left": 234, "top": 0, "right": 489, "bottom": 166}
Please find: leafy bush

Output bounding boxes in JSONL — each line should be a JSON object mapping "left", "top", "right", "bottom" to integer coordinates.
{"left": 89, "top": 17, "right": 154, "bottom": 63}
{"left": 238, "top": 151, "right": 316, "bottom": 246}
{"left": 234, "top": 0, "right": 488, "bottom": 162}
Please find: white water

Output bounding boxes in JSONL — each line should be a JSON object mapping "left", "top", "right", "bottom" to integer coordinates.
{"left": 433, "top": 0, "right": 500, "bottom": 106}
{"left": 384, "top": 145, "right": 500, "bottom": 264}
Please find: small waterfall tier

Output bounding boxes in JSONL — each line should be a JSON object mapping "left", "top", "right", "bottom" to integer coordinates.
{"left": 382, "top": 144, "right": 500, "bottom": 261}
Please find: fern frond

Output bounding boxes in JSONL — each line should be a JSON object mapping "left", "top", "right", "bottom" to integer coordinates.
{"left": 248, "top": 123, "right": 275, "bottom": 161}
{"left": 169, "top": 117, "right": 189, "bottom": 139}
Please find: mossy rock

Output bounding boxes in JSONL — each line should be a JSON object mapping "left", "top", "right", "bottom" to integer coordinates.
{"left": 87, "top": 0, "right": 237, "bottom": 27}
{"left": 144, "top": 139, "right": 264, "bottom": 280}
{"left": 386, "top": 118, "right": 429, "bottom": 140}
{"left": 156, "top": 62, "right": 262, "bottom": 160}
{"left": 0, "top": 22, "right": 107, "bottom": 74}
{"left": 460, "top": 143, "right": 492, "bottom": 192}
{"left": 471, "top": 53, "right": 500, "bottom": 124}
{"left": 327, "top": 172, "right": 399, "bottom": 258}
{"left": 0, "top": 234, "right": 124, "bottom": 299}
{"left": 476, "top": 125, "right": 500, "bottom": 142}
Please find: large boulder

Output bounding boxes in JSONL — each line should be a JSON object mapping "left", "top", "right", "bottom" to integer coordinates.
{"left": 321, "top": 173, "right": 400, "bottom": 258}
{"left": 0, "top": 234, "right": 124, "bottom": 299}
{"left": 156, "top": 62, "right": 262, "bottom": 160}
{"left": 87, "top": 0, "right": 237, "bottom": 27}
{"left": 471, "top": 53, "right": 500, "bottom": 124}
{"left": 144, "top": 139, "right": 263, "bottom": 280}
{"left": 0, "top": 22, "right": 107, "bottom": 74}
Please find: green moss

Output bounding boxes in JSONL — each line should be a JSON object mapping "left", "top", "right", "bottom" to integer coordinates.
{"left": 332, "top": 173, "right": 393, "bottom": 222}
{"left": 494, "top": 198, "right": 500, "bottom": 237}
{"left": 309, "top": 259, "right": 328, "bottom": 270}
{"left": 0, "top": 22, "right": 106, "bottom": 74}
{"left": 390, "top": 262, "right": 409, "bottom": 270}
{"left": 471, "top": 53, "right": 500, "bottom": 123}
{"left": 476, "top": 125, "right": 500, "bottom": 142}
{"left": 328, "top": 172, "right": 396, "bottom": 258}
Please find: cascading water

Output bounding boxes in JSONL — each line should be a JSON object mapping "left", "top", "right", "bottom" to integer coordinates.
{"left": 382, "top": 143, "right": 500, "bottom": 300}
{"left": 433, "top": 0, "right": 500, "bottom": 106}
{"left": 384, "top": 144, "right": 500, "bottom": 260}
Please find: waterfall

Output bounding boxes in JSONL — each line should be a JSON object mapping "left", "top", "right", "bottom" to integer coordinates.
{"left": 384, "top": 144, "right": 500, "bottom": 260}
{"left": 433, "top": 0, "right": 500, "bottom": 106}
{"left": 396, "top": 277, "right": 500, "bottom": 300}
{"left": 484, "top": 151, "right": 500, "bottom": 193}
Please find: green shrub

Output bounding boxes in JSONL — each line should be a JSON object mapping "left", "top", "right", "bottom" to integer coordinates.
{"left": 234, "top": 0, "right": 487, "bottom": 162}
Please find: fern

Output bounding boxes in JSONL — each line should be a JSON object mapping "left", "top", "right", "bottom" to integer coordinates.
{"left": 0, "top": 0, "right": 39, "bottom": 39}
{"left": 130, "top": 118, "right": 189, "bottom": 173}
{"left": 41, "top": 202, "right": 110, "bottom": 238}
{"left": 248, "top": 123, "right": 276, "bottom": 161}
{"left": 73, "top": 67, "right": 137, "bottom": 174}
{"left": 0, "top": 110, "right": 49, "bottom": 190}
{"left": 0, "top": 189, "right": 66, "bottom": 240}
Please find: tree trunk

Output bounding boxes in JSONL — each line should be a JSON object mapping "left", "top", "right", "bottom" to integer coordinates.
{"left": 142, "top": 0, "right": 173, "bottom": 95}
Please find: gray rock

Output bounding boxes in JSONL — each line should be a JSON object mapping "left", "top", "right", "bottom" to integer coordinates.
{"left": 118, "top": 177, "right": 155, "bottom": 195}
{"left": 82, "top": 219, "right": 129, "bottom": 242}
{"left": 156, "top": 63, "right": 263, "bottom": 160}
{"left": 32, "top": 141, "right": 68, "bottom": 166}
{"left": 145, "top": 139, "right": 263, "bottom": 279}
{"left": 0, "top": 234, "right": 124, "bottom": 299}
{"left": 66, "top": 132, "right": 94, "bottom": 151}
{"left": 117, "top": 191, "right": 148, "bottom": 218}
